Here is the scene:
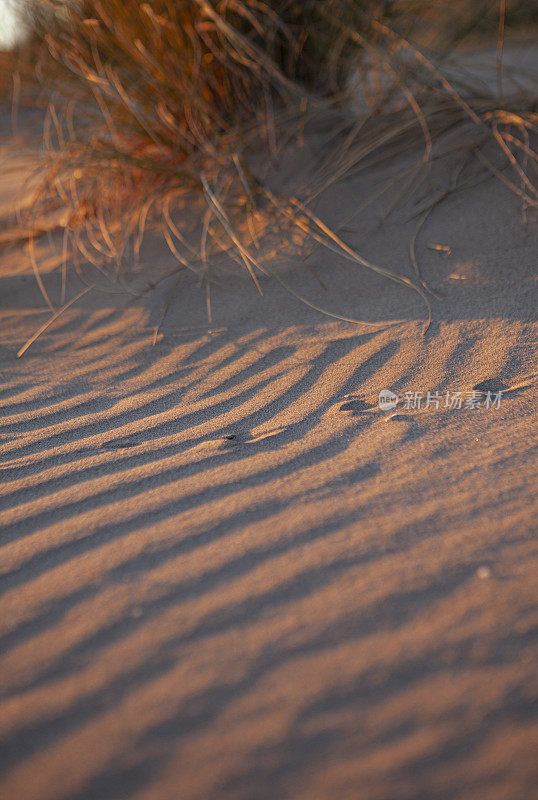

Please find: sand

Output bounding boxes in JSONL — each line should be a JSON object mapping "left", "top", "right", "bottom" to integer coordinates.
{"left": 0, "top": 74, "right": 537, "bottom": 800}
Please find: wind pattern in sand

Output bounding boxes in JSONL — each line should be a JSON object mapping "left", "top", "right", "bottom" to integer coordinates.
{"left": 1, "top": 298, "right": 537, "bottom": 800}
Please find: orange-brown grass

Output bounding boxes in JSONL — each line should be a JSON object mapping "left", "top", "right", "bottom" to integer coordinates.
{"left": 13, "top": 0, "right": 538, "bottom": 334}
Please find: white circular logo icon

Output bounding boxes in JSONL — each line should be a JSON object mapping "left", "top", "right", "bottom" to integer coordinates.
{"left": 378, "top": 389, "right": 398, "bottom": 411}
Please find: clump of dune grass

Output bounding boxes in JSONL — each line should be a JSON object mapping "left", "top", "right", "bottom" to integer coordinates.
{"left": 15, "top": 0, "right": 538, "bottom": 340}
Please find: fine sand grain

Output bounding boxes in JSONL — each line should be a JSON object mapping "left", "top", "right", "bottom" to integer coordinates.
{"left": 0, "top": 93, "right": 537, "bottom": 800}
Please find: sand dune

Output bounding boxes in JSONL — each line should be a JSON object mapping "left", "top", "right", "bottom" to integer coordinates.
{"left": 0, "top": 109, "right": 537, "bottom": 800}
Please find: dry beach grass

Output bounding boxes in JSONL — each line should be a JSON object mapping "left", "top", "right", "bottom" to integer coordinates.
{"left": 4, "top": 0, "right": 537, "bottom": 330}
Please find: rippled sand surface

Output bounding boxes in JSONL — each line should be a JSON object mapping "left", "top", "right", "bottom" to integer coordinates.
{"left": 0, "top": 119, "right": 537, "bottom": 800}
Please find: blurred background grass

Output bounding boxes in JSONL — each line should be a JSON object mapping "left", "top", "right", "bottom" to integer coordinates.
{"left": 0, "top": 1, "right": 536, "bottom": 323}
